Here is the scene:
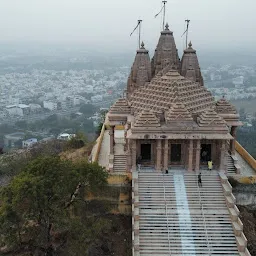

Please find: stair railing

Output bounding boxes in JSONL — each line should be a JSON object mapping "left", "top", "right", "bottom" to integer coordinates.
{"left": 162, "top": 173, "right": 172, "bottom": 255}
{"left": 197, "top": 174, "right": 211, "bottom": 255}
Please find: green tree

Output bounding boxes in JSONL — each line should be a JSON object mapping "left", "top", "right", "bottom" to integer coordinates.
{"left": 79, "top": 104, "right": 96, "bottom": 116}
{"left": 46, "top": 114, "right": 58, "bottom": 123}
{"left": 15, "top": 120, "right": 28, "bottom": 130}
{"left": 0, "top": 156, "right": 108, "bottom": 255}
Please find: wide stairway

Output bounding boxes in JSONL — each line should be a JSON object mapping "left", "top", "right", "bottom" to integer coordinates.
{"left": 137, "top": 171, "right": 241, "bottom": 255}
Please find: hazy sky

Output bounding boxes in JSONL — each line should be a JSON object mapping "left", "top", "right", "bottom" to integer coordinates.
{"left": 0, "top": 0, "right": 255, "bottom": 52}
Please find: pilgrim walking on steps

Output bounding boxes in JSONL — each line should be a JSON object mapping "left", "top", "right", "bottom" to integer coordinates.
{"left": 198, "top": 172, "right": 202, "bottom": 187}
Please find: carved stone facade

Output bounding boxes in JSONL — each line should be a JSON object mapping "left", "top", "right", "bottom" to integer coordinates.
{"left": 106, "top": 22, "right": 242, "bottom": 173}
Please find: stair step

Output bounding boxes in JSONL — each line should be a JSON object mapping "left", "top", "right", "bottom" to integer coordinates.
{"left": 133, "top": 171, "right": 246, "bottom": 255}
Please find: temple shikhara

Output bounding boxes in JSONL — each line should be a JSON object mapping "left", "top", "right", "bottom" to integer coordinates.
{"left": 92, "top": 21, "right": 255, "bottom": 256}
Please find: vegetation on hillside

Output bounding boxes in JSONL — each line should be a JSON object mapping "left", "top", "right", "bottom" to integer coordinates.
{"left": 0, "top": 156, "right": 109, "bottom": 255}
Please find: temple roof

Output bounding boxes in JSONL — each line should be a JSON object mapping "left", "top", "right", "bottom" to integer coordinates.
{"left": 130, "top": 70, "right": 215, "bottom": 114}
{"left": 216, "top": 97, "right": 237, "bottom": 114}
{"left": 126, "top": 42, "right": 152, "bottom": 99}
{"left": 109, "top": 98, "right": 131, "bottom": 114}
{"left": 151, "top": 23, "right": 180, "bottom": 77}
{"left": 180, "top": 41, "right": 204, "bottom": 86}
{"left": 165, "top": 102, "right": 193, "bottom": 123}
{"left": 134, "top": 110, "right": 160, "bottom": 128}
{"left": 197, "top": 109, "right": 227, "bottom": 127}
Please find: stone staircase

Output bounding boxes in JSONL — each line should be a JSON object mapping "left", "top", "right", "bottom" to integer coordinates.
{"left": 226, "top": 154, "right": 236, "bottom": 175}
{"left": 132, "top": 170, "right": 250, "bottom": 256}
{"left": 113, "top": 154, "right": 127, "bottom": 172}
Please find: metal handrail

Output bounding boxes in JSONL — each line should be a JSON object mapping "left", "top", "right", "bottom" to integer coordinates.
{"left": 162, "top": 173, "right": 172, "bottom": 255}
{"left": 197, "top": 175, "right": 211, "bottom": 255}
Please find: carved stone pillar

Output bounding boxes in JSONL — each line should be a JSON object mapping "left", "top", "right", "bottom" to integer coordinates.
{"left": 188, "top": 140, "right": 193, "bottom": 171}
{"left": 109, "top": 126, "right": 115, "bottom": 155}
{"left": 212, "top": 141, "right": 216, "bottom": 164}
{"left": 181, "top": 142, "right": 185, "bottom": 165}
{"left": 195, "top": 139, "right": 201, "bottom": 171}
{"left": 163, "top": 139, "right": 169, "bottom": 170}
{"left": 169, "top": 141, "right": 172, "bottom": 166}
{"left": 131, "top": 139, "right": 137, "bottom": 170}
{"left": 219, "top": 140, "right": 226, "bottom": 171}
{"left": 124, "top": 130, "right": 128, "bottom": 152}
{"left": 230, "top": 126, "right": 236, "bottom": 154}
{"left": 126, "top": 139, "right": 132, "bottom": 171}
{"left": 156, "top": 139, "right": 162, "bottom": 171}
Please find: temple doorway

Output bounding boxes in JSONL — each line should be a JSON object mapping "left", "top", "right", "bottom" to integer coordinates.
{"left": 141, "top": 144, "right": 151, "bottom": 160}
{"left": 171, "top": 144, "right": 181, "bottom": 163}
{"left": 201, "top": 144, "right": 211, "bottom": 163}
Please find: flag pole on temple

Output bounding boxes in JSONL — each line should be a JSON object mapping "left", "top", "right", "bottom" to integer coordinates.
{"left": 155, "top": 1, "right": 167, "bottom": 31}
{"left": 181, "top": 19, "right": 191, "bottom": 49}
{"left": 130, "top": 19, "right": 143, "bottom": 49}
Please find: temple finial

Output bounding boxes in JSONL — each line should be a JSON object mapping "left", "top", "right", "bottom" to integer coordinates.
{"left": 165, "top": 23, "right": 169, "bottom": 30}
{"left": 188, "top": 41, "right": 192, "bottom": 48}
{"left": 141, "top": 41, "right": 145, "bottom": 49}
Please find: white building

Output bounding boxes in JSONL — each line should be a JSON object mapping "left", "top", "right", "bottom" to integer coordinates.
{"left": 43, "top": 101, "right": 57, "bottom": 111}
{"left": 29, "top": 104, "right": 42, "bottom": 113}
{"left": 4, "top": 132, "right": 25, "bottom": 148}
{"left": 22, "top": 138, "right": 38, "bottom": 148}
{"left": 18, "top": 104, "right": 30, "bottom": 115}
{"left": 5, "top": 104, "right": 30, "bottom": 117}
{"left": 57, "top": 133, "right": 76, "bottom": 141}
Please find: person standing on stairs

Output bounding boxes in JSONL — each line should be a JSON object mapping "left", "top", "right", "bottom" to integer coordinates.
{"left": 208, "top": 160, "right": 213, "bottom": 171}
{"left": 198, "top": 173, "right": 202, "bottom": 187}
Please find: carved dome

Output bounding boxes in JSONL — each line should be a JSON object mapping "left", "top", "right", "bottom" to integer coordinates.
{"left": 216, "top": 97, "right": 237, "bottom": 114}
{"left": 134, "top": 110, "right": 160, "bottom": 128}
{"left": 130, "top": 70, "right": 215, "bottom": 114}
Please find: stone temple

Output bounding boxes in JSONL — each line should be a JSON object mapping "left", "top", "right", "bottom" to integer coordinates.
{"left": 92, "top": 23, "right": 255, "bottom": 255}
{"left": 107, "top": 23, "right": 242, "bottom": 173}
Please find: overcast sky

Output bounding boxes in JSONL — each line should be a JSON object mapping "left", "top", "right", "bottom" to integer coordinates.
{"left": 0, "top": 0, "right": 255, "bottom": 53}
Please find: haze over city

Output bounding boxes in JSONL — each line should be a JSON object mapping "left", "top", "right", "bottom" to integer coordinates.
{"left": 1, "top": 0, "right": 256, "bottom": 53}
{"left": 1, "top": 1, "right": 256, "bottom": 256}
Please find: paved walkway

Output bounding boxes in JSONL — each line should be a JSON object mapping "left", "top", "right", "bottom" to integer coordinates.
{"left": 97, "top": 129, "right": 125, "bottom": 169}
{"left": 235, "top": 151, "right": 256, "bottom": 176}
{"left": 98, "top": 130, "right": 110, "bottom": 168}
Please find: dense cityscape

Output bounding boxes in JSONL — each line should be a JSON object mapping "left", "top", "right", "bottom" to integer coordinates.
{"left": 0, "top": 50, "right": 256, "bottom": 152}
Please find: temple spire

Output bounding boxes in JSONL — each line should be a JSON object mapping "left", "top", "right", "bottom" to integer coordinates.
{"left": 151, "top": 21, "right": 180, "bottom": 76}
{"left": 180, "top": 41, "right": 204, "bottom": 86}
{"left": 126, "top": 42, "right": 152, "bottom": 99}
